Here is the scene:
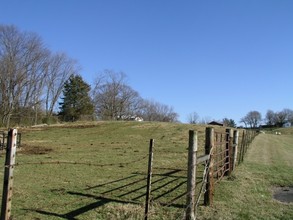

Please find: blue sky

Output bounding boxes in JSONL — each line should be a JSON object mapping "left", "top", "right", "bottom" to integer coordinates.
{"left": 1, "top": 0, "right": 292, "bottom": 124}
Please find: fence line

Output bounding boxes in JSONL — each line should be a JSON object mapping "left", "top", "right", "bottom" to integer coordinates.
{"left": 1, "top": 127, "right": 257, "bottom": 220}
{"left": 143, "top": 127, "right": 257, "bottom": 219}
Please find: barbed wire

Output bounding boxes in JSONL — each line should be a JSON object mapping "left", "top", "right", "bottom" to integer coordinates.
{"left": 5, "top": 154, "right": 148, "bottom": 168}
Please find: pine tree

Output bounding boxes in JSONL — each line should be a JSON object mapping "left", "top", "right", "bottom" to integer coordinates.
{"left": 59, "top": 74, "right": 94, "bottom": 121}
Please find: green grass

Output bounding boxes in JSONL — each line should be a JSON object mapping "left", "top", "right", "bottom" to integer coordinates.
{"left": 197, "top": 133, "right": 293, "bottom": 220}
{"left": 1, "top": 121, "right": 207, "bottom": 219}
{"left": 0, "top": 122, "right": 292, "bottom": 219}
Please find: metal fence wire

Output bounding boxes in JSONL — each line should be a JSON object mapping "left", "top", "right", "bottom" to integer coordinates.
{"left": 0, "top": 131, "right": 21, "bottom": 150}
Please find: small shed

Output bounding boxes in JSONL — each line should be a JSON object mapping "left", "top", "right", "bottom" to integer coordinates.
{"left": 208, "top": 121, "right": 224, "bottom": 126}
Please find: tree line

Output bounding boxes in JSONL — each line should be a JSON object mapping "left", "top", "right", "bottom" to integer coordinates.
{"left": 187, "top": 112, "right": 237, "bottom": 127}
{"left": 0, "top": 24, "right": 178, "bottom": 127}
{"left": 240, "top": 109, "right": 293, "bottom": 128}
{"left": 188, "top": 109, "right": 293, "bottom": 129}
{"left": 59, "top": 71, "right": 178, "bottom": 123}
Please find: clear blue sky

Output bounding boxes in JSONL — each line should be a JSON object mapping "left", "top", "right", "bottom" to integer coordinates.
{"left": 1, "top": 0, "right": 292, "bottom": 124}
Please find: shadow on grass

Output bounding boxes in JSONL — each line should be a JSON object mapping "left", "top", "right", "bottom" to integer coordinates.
{"left": 25, "top": 195, "right": 138, "bottom": 220}
{"left": 25, "top": 169, "right": 189, "bottom": 218}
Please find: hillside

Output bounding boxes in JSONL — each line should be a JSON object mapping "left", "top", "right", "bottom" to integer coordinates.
{"left": 2, "top": 121, "right": 209, "bottom": 219}
{"left": 1, "top": 122, "right": 292, "bottom": 219}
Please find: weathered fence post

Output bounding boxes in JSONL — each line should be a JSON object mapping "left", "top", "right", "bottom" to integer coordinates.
{"left": 238, "top": 130, "right": 245, "bottom": 164}
{"left": 145, "top": 139, "right": 154, "bottom": 220}
{"left": 185, "top": 130, "right": 197, "bottom": 220}
{"left": 232, "top": 130, "right": 239, "bottom": 170}
{"left": 225, "top": 129, "right": 233, "bottom": 176}
{"left": 204, "top": 127, "right": 214, "bottom": 206}
{"left": 242, "top": 130, "right": 249, "bottom": 156}
{"left": 1, "top": 129, "right": 17, "bottom": 220}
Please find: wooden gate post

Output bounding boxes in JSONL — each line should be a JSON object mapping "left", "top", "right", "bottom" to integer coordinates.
{"left": 204, "top": 127, "right": 214, "bottom": 206}
{"left": 185, "top": 130, "right": 197, "bottom": 220}
{"left": 144, "top": 139, "right": 154, "bottom": 220}
{"left": 240, "top": 130, "right": 246, "bottom": 163}
{"left": 1, "top": 129, "right": 17, "bottom": 220}
{"left": 225, "top": 129, "right": 233, "bottom": 176}
{"left": 232, "top": 130, "right": 239, "bottom": 170}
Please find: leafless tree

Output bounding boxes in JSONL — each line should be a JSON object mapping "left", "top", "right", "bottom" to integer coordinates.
{"left": 265, "top": 108, "right": 293, "bottom": 127}
{"left": 92, "top": 70, "right": 142, "bottom": 120}
{"left": 139, "top": 99, "right": 179, "bottom": 122}
{"left": 44, "top": 52, "right": 78, "bottom": 117}
{"left": 0, "top": 25, "right": 48, "bottom": 126}
{"left": 199, "top": 116, "right": 212, "bottom": 125}
{"left": 187, "top": 112, "right": 199, "bottom": 124}
{"left": 265, "top": 110, "right": 276, "bottom": 126}
{"left": 274, "top": 109, "right": 293, "bottom": 127}
{"left": 0, "top": 24, "right": 79, "bottom": 127}
{"left": 284, "top": 109, "right": 293, "bottom": 124}
{"left": 240, "top": 111, "right": 262, "bottom": 128}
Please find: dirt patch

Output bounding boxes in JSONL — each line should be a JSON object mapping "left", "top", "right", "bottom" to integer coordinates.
{"left": 273, "top": 186, "right": 293, "bottom": 203}
{"left": 19, "top": 144, "right": 53, "bottom": 155}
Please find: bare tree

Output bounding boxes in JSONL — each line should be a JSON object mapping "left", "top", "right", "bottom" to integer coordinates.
{"left": 274, "top": 109, "right": 293, "bottom": 127}
{"left": 92, "top": 70, "right": 142, "bottom": 120}
{"left": 44, "top": 52, "right": 78, "bottom": 117}
{"left": 284, "top": 109, "right": 293, "bottom": 125}
{"left": 139, "top": 99, "right": 179, "bottom": 122}
{"left": 199, "top": 116, "right": 212, "bottom": 125}
{"left": 240, "top": 111, "right": 262, "bottom": 128}
{"left": 0, "top": 25, "right": 48, "bottom": 126}
{"left": 265, "top": 110, "right": 276, "bottom": 126}
{"left": 265, "top": 108, "right": 293, "bottom": 127}
{"left": 187, "top": 112, "right": 199, "bottom": 124}
{"left": 0, "top": 24, "right": 79, "bottom": 126}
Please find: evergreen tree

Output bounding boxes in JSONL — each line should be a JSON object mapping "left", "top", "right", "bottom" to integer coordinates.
{"left": 59, "top": 74, "right": 94, "bottom": 121}
{"left": 223, "top": 118, "right": 237, "bottom": 128}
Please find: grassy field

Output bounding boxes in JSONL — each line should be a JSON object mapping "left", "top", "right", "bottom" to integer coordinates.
{"left": 0, "top": 121, "right": 207, "bottom": 219}
{"left": 0, "top": 122, "right": 292, "bottom": 219}
{"left": 197, "top": 131, "right": 293, "bottom": 219}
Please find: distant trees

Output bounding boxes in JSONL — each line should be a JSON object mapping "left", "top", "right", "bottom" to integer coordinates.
{"left": 92, "top": 70, "right": 178, "bottom": 122}
{"left": 222, "top": 118, "right": 236, "bottom": 128}
{"left": 240, "top": 108, "right": 293, "bottom": 128}
{"left": 240, "top": 111, "right": 262, "bottom": 128}
{"left": 0, "top": 25, "right": 49, "bottom": 126}
{"left": 92, "top": 70, "right": 142, "bottom": 120}
{"left": 265, "top": 109, "right": 293, "bottom": 127}
{"left": 187, "top": 112, "right": 199, "bottom": 124}
{"left": 139, "top": 99, "right": 178, "bottom": 122}
{"left": 0, "top": 24, "right": 79, "bottom": 127}
{"left": 59, "top": 75, "right": 94, "bottom": 122}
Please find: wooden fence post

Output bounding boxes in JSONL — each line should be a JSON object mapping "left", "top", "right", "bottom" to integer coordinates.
{"left": 225, "top": 129, "right": 233, "bottom": 176}
{"left": 232, "top": 130, "right": 239, "bottom": 170}
{"left": 244, "top": 130, "right": 249, "bottom": 155}
{"left": 185, "top": 130, "right": 197, "bottom": 220}
{"left": 1, "top": 129, "right": 17, "bottom": 220}
{"left": 145, "top": 139, "right": 154, "bottom": 220}
{"left": 204, "top": 127, "right": 214, "bottom": 206}
{"left": 238, "top": 130, "right": 243, "bottom": 164}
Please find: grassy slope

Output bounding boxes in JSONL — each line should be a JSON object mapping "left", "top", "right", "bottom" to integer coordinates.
{"left": 1, "top": 121, "right": 207, "bottom": 219}
{"left": 0, "top": 122, "right": 292, "bottom": 219}
{"left": 198, "top": 133, "right": 293, "bottom": 220}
